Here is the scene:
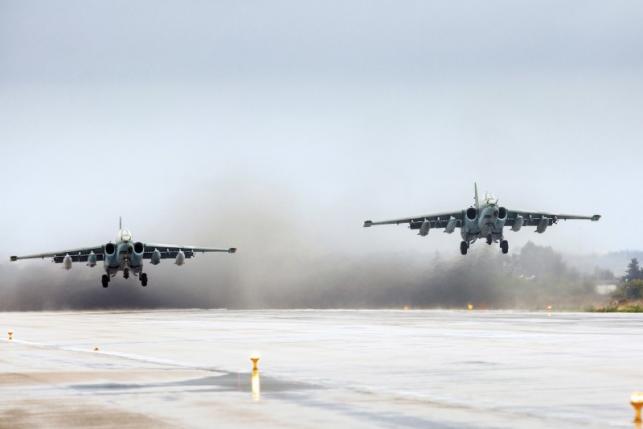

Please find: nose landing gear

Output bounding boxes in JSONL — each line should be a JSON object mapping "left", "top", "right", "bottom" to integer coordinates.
{"left": 460, "top": 241, "right": 469, "bottom": 255}
{"left": 500, "top": 240, "right": 509, "bottom": 254}
{"left": 101, "top": 274, "right": 110, "bottom": 288}
{"left": 140, "top": 273, "right": 148, "bottom": 287}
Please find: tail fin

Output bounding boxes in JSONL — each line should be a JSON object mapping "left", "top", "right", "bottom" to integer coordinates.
{"left": 474, "top": 183, "right": 479, "bottom": 208}
{"left": 119, "top": 216, "right": 122, "bottom": 230}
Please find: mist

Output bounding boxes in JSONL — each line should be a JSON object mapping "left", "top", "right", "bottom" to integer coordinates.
{"left": 1, "top": 2, "right": 641, "bottom": 304}
{"left": 0, "top": 181, "right": 606, "bottom": 311}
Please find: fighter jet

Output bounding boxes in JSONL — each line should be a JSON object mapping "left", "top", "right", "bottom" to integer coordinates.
{"left": 363, "top": 184, "right": 600, "bottom": 255}
{"left": 9, "top": 218, "right": 236, "bottom": 287}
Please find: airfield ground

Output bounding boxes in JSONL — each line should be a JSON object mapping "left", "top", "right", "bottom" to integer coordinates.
{"left": 0, "top": 310, "right": 641, "bottom": 428}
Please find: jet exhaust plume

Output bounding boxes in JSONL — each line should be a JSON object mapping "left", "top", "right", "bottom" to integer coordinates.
{"left": 0, "top": 181, "right": 606, "bottom": 311}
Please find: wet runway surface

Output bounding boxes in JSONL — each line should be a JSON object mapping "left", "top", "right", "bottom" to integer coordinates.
{"left": 0, "top": 310, "right": 642, "bottom": 428}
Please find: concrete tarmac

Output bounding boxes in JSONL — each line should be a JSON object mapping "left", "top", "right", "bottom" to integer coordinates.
{"left": 0, "top": 310, "right": 642, "bottom": 428}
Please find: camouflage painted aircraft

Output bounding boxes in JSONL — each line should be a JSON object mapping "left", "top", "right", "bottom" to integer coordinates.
{"left": 363, "top": 184, "right": 600, "bottom": 255}
{"left": 10, "top": 218, "right": 236, "bottom": 287}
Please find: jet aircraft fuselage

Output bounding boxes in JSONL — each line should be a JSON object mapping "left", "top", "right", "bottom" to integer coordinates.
{"left": 364, "top": 184, "right": 600, "bottom": 255}
{"left": 10, "top": 218, "right": 236, "bottom": 287}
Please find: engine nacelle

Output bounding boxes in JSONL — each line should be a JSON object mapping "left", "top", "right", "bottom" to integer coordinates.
{"left": 537, "top": 217, "right": 549, "bottom": 233}
{"left": 151, "top": 248, "right": 161, "bottom": 265}
{"left": 175, "top": 250, "right": 185, "bottom": 266}
{"left": 105, "top": 242, "right": 116, "bottom": 256}
{"left": 63, "top": 254, "right": 72, "bottom": 270}
{"left": 512, "top": 215, "right": 524, "bottom": 232}
{"left": 86, "top": 251, "right": 97, "bottom": 267}
{"left": 498, "top": 207, "right": 507, "bottom": 220}
{"left": 104, "top": 242, "right": 118, "bottom": 267}
{"left": 418, "top": 220, "right": 431, "bottom": 236}
{"left": 133, "top": 242, "right": 144, "bottom": 255}
{"left": 128, "top": 241, "right": 145, "bottom": 267}
{"left": 466, "top": 207, "right": 478, "bottom": 221}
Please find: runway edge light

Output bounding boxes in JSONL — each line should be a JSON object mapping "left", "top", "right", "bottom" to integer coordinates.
{"left": 250, "top": 352, "right": 261, "bottom": 401}
{"left": 250, "top": 352, "right": 261, "bottom": 371}
{"left": 7, "top": 329, "right": 13, "bottom": 341}
{"left": 631, "top": 392, "right": 643, "bottom": 423}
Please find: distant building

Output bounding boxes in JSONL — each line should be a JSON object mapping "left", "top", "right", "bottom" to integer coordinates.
{"left": 595, "top": 284, "right": 618, "bottom": 295}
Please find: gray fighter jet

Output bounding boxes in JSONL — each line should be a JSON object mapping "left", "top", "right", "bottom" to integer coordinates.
{"left": 10, "top": 218, "right": 236, "bottom": 287}
{"left": 363, "top": 184, "right": 600, "bottom": 255}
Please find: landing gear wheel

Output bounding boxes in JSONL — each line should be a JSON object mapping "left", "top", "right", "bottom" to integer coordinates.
{"left": 486, "top": 235, "right": 493, "bottom": 245}
{"left": 460, "top": 241, "right": 468, "bottom": 255}
{"left": 123, "top": 269, "right": 129, "bottom": 279}
{"left": 101, "top": 274, "right": 109, "bottom": 288}
{"left": 140, "top": 273, "right": 148, "bottom": 287}
{"left": 500, "top": 240, "right": 509, "bottom": 254}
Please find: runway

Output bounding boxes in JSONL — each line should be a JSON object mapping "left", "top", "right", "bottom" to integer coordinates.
{"left": 0, "top": 310, "right": 641, "bottom": 428}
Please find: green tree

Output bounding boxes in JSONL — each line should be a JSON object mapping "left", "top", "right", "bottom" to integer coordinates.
{"left": 612, "top": 259, "right": 643, "bottom": 303}
{"left": 622, "top": 279, "right": 643, "bottom": 300}
{"left": 625, "top": 258, "right": 642, "bottom": 281}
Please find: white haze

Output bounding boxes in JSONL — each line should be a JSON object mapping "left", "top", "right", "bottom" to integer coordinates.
{"left": 1, "top": 1, "right": 642, "bottom": 305}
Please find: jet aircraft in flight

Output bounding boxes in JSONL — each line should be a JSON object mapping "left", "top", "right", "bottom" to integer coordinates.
{"left": 10, "top": 218, "right": 236, "bottom": 287}
{"left": 363, "top": 184, "right": 600, "bottom": 255}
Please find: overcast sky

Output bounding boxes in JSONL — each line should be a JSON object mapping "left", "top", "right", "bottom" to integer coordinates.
{"left": 1, "top": 0, "right": 642, "bottom": 265}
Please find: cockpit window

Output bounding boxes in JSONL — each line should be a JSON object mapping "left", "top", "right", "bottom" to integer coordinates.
{"left": 120, "top": 230, "right": 132, "bottom": 242}
{"left": 484, "top": 193, "right": 498, "bottom": 205}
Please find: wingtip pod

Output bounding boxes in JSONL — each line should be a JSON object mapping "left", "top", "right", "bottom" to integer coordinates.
{"left": 592, "top": 214, "right": 601, "bottom": 221}
{"left": 363, "top": 220, "right": 373, "bottom": 228}
{"left": 228, "top": 248, "right": 237, "bottom": 254}
{"left": 10, "top": 256, "right": 17, "bottom": 262}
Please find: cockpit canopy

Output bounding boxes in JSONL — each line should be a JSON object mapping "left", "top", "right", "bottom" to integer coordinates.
{"left": 119, "top": 229, "right": 133, "bottom": 242}
{"left": 483, "top": 192, "right": 498, "bottom": 206}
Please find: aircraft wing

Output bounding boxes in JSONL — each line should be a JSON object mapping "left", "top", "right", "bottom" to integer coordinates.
{"left": 10, "top": 245, "right": 105, "bottom": 263}
{"left": 363, "top": 211, "right": 463, "bottom": 229}
{"left": 142, "top": 243, "right": 236, "bottom": 260}
{"left": 505, "top": 210, "right": 601, "bottom": 227}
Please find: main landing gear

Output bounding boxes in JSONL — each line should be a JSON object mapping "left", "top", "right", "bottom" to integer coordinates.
{"left": 460, "top": 240, "right": 508, "bottom": 255}
{"left": 101, "top": 272, "right": 148, "bottom": 287}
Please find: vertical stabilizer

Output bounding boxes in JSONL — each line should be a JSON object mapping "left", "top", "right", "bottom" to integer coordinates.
{"left": 119, "top": 216, "right": 122, "bottom": 230}
{"left": 474, "top": 183, "right": 479, "bottom": 208}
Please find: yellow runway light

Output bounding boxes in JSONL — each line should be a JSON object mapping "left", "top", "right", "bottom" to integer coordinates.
{"left": 249, "top": 352, "right": 262, "bottom": 401}
{"left": 7, "top": 330, "right": 13, "bottom": 341}
{"left": 632, "top": 392, "right": 643, "bottom": 423}
{"left": 250, "top": 352, "right": 261, "bottom": 371}
{"left": 251, "top": 368, "right": 261, "bottom": 401}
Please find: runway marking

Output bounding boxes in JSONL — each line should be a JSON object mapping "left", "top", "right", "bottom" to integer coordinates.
{"left": 1, "top": 337, "right": 228, "bottom": 375}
